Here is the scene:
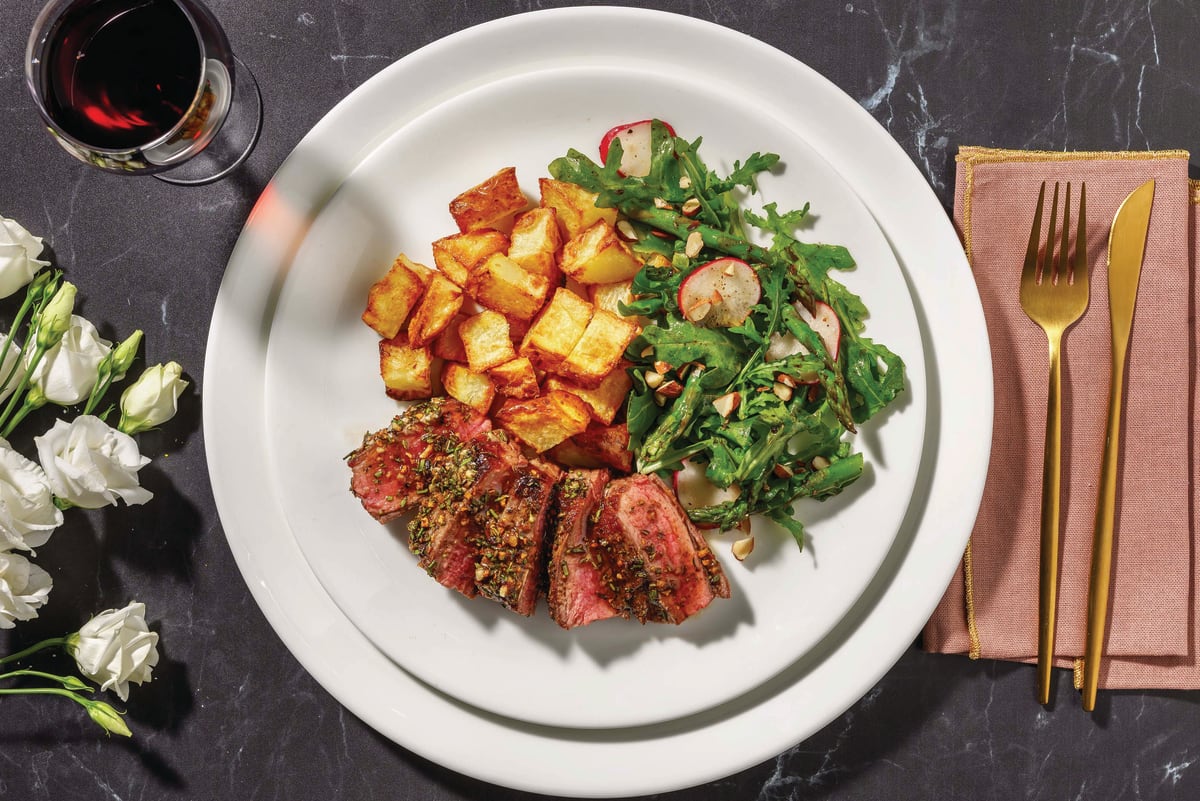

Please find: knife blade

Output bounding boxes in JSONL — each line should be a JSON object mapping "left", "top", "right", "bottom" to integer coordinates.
{"left": 1082, "top": 178, "right": 1155, "bottom": 711}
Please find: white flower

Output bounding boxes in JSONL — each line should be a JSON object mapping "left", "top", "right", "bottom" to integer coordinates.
{"left": 0, "top": 437, "right": 62, "bottom": 552}
{"left": 34, "top": 416, "right": 152, "bottom": 509}
{"left": 27, "top": 314, "right": 111, "bottom": 406}
{"left": 67, "top": 601, "right": 159, "bottom": 701}
{"left": 0, "top": 551, "right": 52, "bottom": 629}
{"left": 119, "top": 362, "right": 187, "bottom": 434}
{"left": 0, "top": 336, "right": 21, "bottom": 402}
{"left": 0, "top": 217, "right": 50, "bottom": 299}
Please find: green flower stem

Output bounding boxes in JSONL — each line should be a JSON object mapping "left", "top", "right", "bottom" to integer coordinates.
{"left": 0, "top": 669, "right": 91, "bottom": 691}
{"left": 0, "top": 686, "right": 132, "bottom": 736}
{"left": 0, "top": 635, "right": 69, "bottom": 667}
{"left": 0, "top": 345, "right": 48, "bottom": 437}
{"left": 0, "top": 289, "right": 38, "bottom": 397}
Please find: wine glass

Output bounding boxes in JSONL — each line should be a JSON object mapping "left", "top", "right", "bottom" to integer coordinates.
{"left": 25, "top": 0, "right": 262, "bottom": 186}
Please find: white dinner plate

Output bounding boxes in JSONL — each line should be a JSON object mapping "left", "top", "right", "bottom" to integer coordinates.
{"left": 261, "top": 62, "right": 926, "bottom": 728}
{"left": 205, "top": 8, "right": 991, "bottom": 796}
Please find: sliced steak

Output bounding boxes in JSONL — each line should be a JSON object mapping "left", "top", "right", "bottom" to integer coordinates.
{"left": 408, "top": 430, "right": 524, "bottom": 598}
{"left": 590, "top": 474, "right": 729, "bottom": 624}
{"left": 546, "top": 469, "right": 617, "bottom": 629}
{"left": 347, "top": 398, "right": 491, "bottom": 522}
{"left": 472, "top": 459, "right": 561, "bottom": 616}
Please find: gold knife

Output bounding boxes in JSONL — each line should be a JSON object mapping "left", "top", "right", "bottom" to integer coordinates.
{"left": 1082, "top": 178, "right": 1155, "bottom": 711}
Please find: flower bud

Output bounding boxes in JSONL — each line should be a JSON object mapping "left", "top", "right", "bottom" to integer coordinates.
{"left": 85, "top": 700, "right": 132, "bottom": 737}
{"left": 108, "top": 330, "right": 143, "bottom": 381}
{"left": 118, "top": 362, "right": 187, "bottom": 435}
{"left": 35, "top": 282, "right": 76, "bottom": 350}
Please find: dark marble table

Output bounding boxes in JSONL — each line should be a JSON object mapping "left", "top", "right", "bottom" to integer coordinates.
{"left": 2, "top": 2, "right": 1197, "bottom": 799}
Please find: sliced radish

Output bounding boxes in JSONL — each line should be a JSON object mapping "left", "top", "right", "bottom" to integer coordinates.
{"left": 765, "top": 331, "right": 808, "bottom": 363}
{"left": 673, "top": 459, "right": 741, "bottom": 528}
{"left": 794, "top": 300, "right": 841, "bottom": 359}
{"left": 676, "top": 258, "right": 761, "bottom": 327}
{"left": 599, "top": 119, "right": 675, "bottom": 178}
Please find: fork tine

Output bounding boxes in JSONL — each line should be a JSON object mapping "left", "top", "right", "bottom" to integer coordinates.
{"left": 1058, "top": 183, "right": 1071, "bottom": 285}
{"left": 1074, "top": 183, "right": 1087, "bottom": 284}
{"left": 1043, "top": 182, "right": 1060, "bottom": 284}
{"left": 1023, "top": 181, "right": 1047, "bottom": 284}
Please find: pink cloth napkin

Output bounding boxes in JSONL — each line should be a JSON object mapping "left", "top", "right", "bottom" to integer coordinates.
{"left": 923, "top": 147, "right": 1200, "bottom": 689}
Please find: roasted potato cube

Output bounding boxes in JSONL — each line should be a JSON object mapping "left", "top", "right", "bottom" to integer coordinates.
{"left": 465, "top": 252, "right": 550, "bottom": 320}
{"left": 544, "top": 364, "right": 632, "bottom": 425}
{"left": 572, "top": 422, "right": 633, "bottom": 472}
{"left": 539, "top": 178, "right": 617, "bottom": 239}
{"left": 518, "top": 287, "right": 593, "bottom": 370}
{"left": 459, "top": 310, "right": 516, "bottom": 372}
{"left": 449, "top": 167, "right": 530, "bottom": 234}
{"left": 362, "top": 254, "right": 428, "bottom": 338}
{"left": 558, "top": 308, "right": 639, "bottom": 387}
{"left": 494, "top": 391, "right": 592, "bottom": 452}
{"left": 590, "top": 280, "right": 635, "bottom": 318}
{"left": 407, "top": 273, "right": 464, "bottom": 347}
{"left": 430, "top": 314, "right": 469, "bottom": 363}
{"left": 507, "top": 207, "right": 563, "bottom": 284}
{"left": 442, "top": 362, "right": 496, "bottom": 413}
{"left": 488, "top": 356, "right": 539, "bottom": 400}
{"left": 547, "top": 438, "right": 604, "bottom": 469}
{"left": 560, "top": 220, "right": 642, "bottom": 285}
{"left": 432, "top": 230, "right": 509, "bottom": 287}
{"left": 379, "top": 333, "right": 434, "bottom": 400}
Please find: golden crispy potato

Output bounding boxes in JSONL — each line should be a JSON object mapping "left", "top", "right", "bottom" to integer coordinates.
{"left": 571, "top": 422, "right": 632, "bottom": 472}
{"left": 407, "top": 273, "right": 464, "bottom": 347}
{"left": 432, "top": 230, "right": 509, "bottom": 287}
{"left": 379, "top": 333, "right": 434, "bottom": 400}
{"left": 518, "top": 287, "right": 593, "bottom": 371}
{"left": 459, "top": 310, "right": 517, "bottom": 372}
{"left": 465, "top": 252, "right": 550, "bottom": 320}
{"left": 507, "top": 207, "right": 563, "bottom": 284}
{"left": 547, "top": 438, "right": 605, "bottom": 470}
{"left": 442, "top": 362, "right": 496, "bottom": 413}
{"left": 449, "top": 167, "right": 530, "bottom": 234}
{"left": 430, "top": 314, "right": 469, "bottom": 363}
{"left": 538, "top": 178, "right": 618, "bottom": 240}
{"left": 558, "top": 308, "right": 639, "bottom": 387}
{"left": 544, "top": 363, "right": 632, "bottom": 425}
{"left": 362, "top": 254, "right": 429, "bottom": 339}
{"left": 494, "top": 391, "right": 592, "bottom": 453}
{"left": 488, "top": 356, "right": 540, "bottom": 400}
{"left": 589, "top": 280, "right": 635, "bottom": 318}
{"left": 560, "top": 219, "right": 642, "bottom": 285}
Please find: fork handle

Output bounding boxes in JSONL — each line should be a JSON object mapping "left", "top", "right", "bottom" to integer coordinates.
{"left": 1037, "top": 332, "right": 1065, "bottom": 705}
{"left": 1082, "top": 341, "right": 1129, "bottom": 711}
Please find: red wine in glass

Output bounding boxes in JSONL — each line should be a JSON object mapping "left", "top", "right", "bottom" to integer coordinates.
{"left": 27, "top": 0, "right": 261, "bottom": 184}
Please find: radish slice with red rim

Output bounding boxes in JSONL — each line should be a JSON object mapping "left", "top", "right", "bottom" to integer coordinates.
{"left": 794, "top": 300, "right": 841, "bottom": 359}
{"left": 676, "top": 257, "right": 761, "bottom": 327}
{"left": 599, "top": 119, "right": 675, "bottom": 177}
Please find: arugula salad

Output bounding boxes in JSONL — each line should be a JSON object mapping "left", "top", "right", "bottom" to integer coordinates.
{"left": 548, "top": 120, "right": 905, "bottom": 546}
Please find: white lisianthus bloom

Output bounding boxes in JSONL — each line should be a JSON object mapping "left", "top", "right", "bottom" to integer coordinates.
{"left": 118, "top": 362, "right": 188, "bottom": 435}
{"left": 0, "top": 217, "right": 50, "bottom": 299}
{"left": 0, "top": 436, "right": 63, "bottom": 552}
{"left": 34, "top": 416, "right": 152, "bottom": 509}
{"left": 0, "top": 551, "right": 52, "bottom": 629}
{"left": 66, "top": 601, "right": 159, "bottom": 701}
{"left": 27, "top": 314, "right": 112, "bottom": 405}
{"left": 0, "top": 336, "right": 21, "bottom": 402}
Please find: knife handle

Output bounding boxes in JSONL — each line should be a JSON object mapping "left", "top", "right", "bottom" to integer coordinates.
{"left": 1083, "top": 341, "right": 1128, "bottom": 710}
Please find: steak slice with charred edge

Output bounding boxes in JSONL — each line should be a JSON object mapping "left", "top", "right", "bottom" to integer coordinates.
{"left": 347, "top": 398, "right": 491, "bottom": 523}
{"left": 408, "top": 430, "right": 525, "bottom": 598}
{"left": 546, "top": 469, "right": 617, "bottom": 629}
{"left": 473, "top": 459, "right": 562, "bottom": 616}
{"left": 589, "top": 474, "right": 730, "bottom": 624}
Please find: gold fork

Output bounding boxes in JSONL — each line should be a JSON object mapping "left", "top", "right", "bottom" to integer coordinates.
{"left": 1019, "top": 181, "right": 1089, "bottom": 706}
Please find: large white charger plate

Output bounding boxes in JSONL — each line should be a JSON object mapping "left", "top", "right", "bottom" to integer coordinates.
{"left": 205, "top": 7, "right": 991, "bottom": 797}
{"left": 261, "top": 62, "right": 926, "bottom": 728}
